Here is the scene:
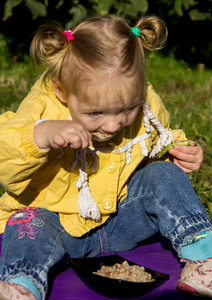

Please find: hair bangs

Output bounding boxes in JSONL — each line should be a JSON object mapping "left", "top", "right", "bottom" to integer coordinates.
{"left": 74, "top": 68, "right": 144, "bottom": 110}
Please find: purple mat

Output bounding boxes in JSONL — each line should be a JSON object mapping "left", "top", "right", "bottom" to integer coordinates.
{"left": 48, "top": 236, "right": 206, "bottom": 300}
{"left": 0, "top": 234, "right": 206, "bottom": 299}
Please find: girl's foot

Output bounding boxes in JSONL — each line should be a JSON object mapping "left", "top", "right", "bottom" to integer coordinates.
{"left": 0, "top": 281, "right": 37, "bottom": 300}
{"left": 177, "top": 257, "right": 212, "bottom": 298}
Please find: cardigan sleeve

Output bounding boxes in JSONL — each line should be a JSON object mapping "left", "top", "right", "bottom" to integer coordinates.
{"left": 0, "top": 100, "right": 49, "bottom": 195}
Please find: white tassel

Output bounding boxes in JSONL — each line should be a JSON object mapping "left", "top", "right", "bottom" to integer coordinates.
{"left": 76, "top": 169, "right": 101, "bottom": 220}
{"left": 75, "top": 149, "right": 101, "bottom": 221}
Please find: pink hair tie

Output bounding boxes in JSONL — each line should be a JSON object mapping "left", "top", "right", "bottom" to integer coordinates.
{"left": 64, "top": 30, "right": 74, "bottom": 41}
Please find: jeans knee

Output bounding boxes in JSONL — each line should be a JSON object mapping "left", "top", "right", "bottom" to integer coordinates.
{"left": 148, "top": 161, "right": 179, "bottom": 172}
{"left": 7, "top": 207, "right": 44, "bottom": 227}
{"left": 146, "top": 161, "right": 187, "bottom": 182}
{"left": 4, "top": 207, "right": 48, "bottom": 242}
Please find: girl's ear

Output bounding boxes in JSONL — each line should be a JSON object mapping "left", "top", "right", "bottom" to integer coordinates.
{"left": 52, "top": 78, "right": 67, "bottom": 103}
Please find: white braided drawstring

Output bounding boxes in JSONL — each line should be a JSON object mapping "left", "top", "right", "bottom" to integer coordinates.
{"left": 68, "top": 115, "right": 100, "bottom": 220}
{"left": 142, "top": 100, "right": 174, "bottom": 158}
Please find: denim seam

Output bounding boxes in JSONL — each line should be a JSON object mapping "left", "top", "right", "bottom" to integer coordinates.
{"left": 120, "top": 194, "right": 154, "bottom": 207}
{"left": 98, "top": 230, "right": 104, "bottom": 253}
{"left": 101, "top": 228, "right": 108, "bottom": 253}
{"left": 98, "top": 228, "right": 108, "bottom": 253}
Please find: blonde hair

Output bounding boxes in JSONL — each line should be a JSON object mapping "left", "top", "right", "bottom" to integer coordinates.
{"left": 30, "top": 15, "right": 167, "bottom": 102}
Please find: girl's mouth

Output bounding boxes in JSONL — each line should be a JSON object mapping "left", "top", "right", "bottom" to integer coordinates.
{"left": 91, "top": 131, "right": 117, "bottom": 141}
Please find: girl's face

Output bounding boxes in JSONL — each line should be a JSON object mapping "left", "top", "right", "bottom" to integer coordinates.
{"left": 66, "top": 93, "right": 140, "bottom": 139}
{"left": 53, "top": 71, "right": 142, "bottom": 140}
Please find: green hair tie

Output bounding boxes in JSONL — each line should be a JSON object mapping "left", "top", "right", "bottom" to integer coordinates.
{"left": 131, "top": 26, "right": 141, "bottom": 37}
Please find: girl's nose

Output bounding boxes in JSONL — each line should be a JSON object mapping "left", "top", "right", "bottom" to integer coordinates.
{"left": 101, "top": 115, "right": 122, "bottom": 133}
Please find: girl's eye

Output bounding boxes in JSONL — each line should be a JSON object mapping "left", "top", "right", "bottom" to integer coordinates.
{"left": 90, "top": 111, "right": 102, "bottom": 117}
{"left": 126, "top": 104, "right": 139, "bottom": 112}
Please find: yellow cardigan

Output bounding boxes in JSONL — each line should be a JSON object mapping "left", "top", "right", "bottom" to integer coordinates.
{"left": 0, "top": 77, "right": 186, "bottom": 236}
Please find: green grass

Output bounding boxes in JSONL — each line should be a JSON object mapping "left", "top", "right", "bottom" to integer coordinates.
{"left": 0, "top": 47, "right": 212, "bottom": 218}
{"left": 0, "top": 60, "right": 41, "bottom": 114}
{"left": 146, "top": 52, "right": 212, "bottom": 217}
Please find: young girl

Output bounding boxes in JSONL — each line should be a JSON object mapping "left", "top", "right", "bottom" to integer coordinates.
{"left": 0, "top": 14, "right": 211, "bottom": 300}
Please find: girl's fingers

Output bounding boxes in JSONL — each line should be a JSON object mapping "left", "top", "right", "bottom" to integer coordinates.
{"left": 158, "top": 140, "right": 196, "bottom": 158}
{"left": 173, "top": 158, "right": 193, "bottom": 173}
{"left": 169, "top": 148, "right": 196, "bottom": 162}
{"left": 66, "top": 133, "right": 89, "bottom": 149}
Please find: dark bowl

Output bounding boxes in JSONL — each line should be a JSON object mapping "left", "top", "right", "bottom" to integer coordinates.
{"left": 69, "top": 254, "right": 169, "bottom": 298}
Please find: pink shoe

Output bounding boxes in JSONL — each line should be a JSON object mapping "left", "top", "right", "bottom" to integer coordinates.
{"left": 177, "top": 257, "right": 212, "bottom": 298}
{"left": 0, "top": 281, "right": 37, "bottom": 300}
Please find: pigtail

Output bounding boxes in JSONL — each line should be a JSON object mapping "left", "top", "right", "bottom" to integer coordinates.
{"left": 135, "top": 16, "right": 168, "bottom": 51}
{"left": 30, "top": 22, "right": 70, "bottom": 84}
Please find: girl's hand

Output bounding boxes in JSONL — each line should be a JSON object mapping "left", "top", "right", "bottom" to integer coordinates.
{"left": 168, "top": 140, "right": 203, "bottom": 174}
{"left": 34, "top": 120, "right": 91, "bottom": 150}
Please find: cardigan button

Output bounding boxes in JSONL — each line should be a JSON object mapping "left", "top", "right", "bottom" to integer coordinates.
{"left": 105, "top": 162, "right": 117, "bottom": 173}
{"left": 102, "top": 199, "right": 113, "bottom": 210}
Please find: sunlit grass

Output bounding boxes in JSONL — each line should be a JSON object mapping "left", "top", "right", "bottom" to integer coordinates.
{"left": 0, "top": 58, "right": 41, "bottom": 113}
{"left": 146, "top": 52, "right": 212, "bottom": 217}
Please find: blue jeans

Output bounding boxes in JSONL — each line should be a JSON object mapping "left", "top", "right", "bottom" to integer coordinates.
{"left": 0, "top": 161, "right": 211, "bottom": 299}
